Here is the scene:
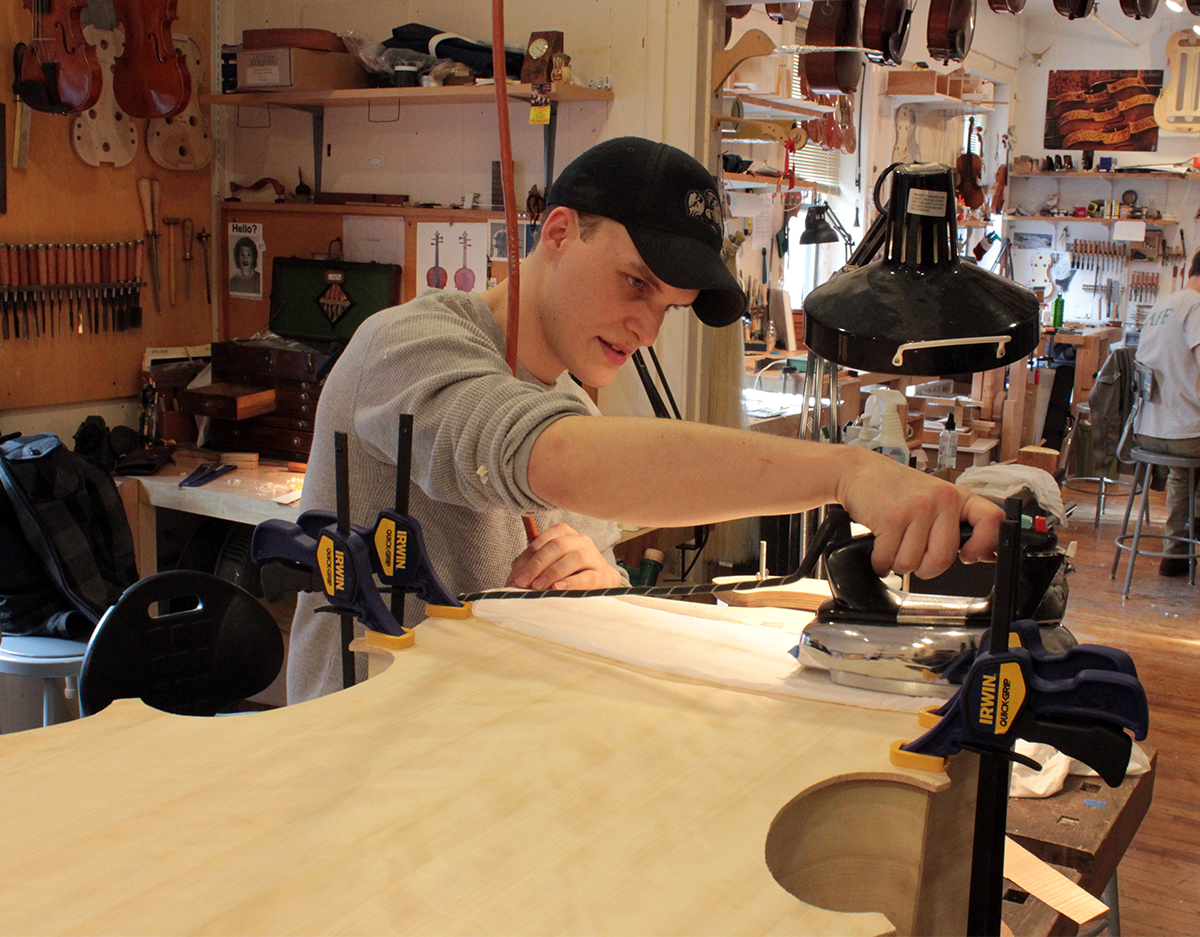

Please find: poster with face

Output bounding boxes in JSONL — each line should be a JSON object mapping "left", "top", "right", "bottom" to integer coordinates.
{"left": 228, "top": 222, "right": 265, "bottom": 299}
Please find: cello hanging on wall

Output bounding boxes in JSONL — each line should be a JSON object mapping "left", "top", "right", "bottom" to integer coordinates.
{"left": 13, "top": 0, "right": 102, "bottom": 114}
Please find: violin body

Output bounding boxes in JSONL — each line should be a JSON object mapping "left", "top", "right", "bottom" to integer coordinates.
{"left": 147, "top": 35, "right": 213, "bottom": 170}
{"left": 926, "top": 0, "right": 976, "bottom": 64}
{"left": 1053, "top": 0, "right": 1095, "bottom": 18}
{"left": 111, "top": 0, "right": 191, "bottom": 119}
{"left": 1119, "top": 0, "right": 1158, "bottom": 17}
{"left": 14, "top": 0, "right": 102, "bottom": 114}
{"left": 957, "top": 116, "right": 985, "bottom": 210}
{"left": 1156, "top": 31, "right": 1200, "bottom": 133}
{"left": 862, "top": 0, "right": 915, "bottom": 67}
{"left": 71, "top": 25, "right": 138, "bottom": 166}
{"left": 803, "top": 0, "right": 863, "bottom": 96}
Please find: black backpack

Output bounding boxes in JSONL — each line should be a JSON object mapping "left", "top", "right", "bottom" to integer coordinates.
{"left": 0, "top": 433, "right": 139, "bottom": 639}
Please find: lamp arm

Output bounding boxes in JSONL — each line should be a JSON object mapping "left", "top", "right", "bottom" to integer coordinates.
{"left": 822, "top": 204, "right": 855, "bottom": 260}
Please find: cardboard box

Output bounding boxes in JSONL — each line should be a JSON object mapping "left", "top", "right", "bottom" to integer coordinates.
{"left": 235, "top": 48, "right": 369, "bottom": 91}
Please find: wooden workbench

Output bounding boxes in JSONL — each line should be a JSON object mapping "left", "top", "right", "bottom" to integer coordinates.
{"left": 0, "top": 599, "right": 981, "bottom": 936}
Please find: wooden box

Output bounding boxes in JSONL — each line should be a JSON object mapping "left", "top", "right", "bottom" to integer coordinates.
{"left": 178, "top": 383, "right": 276, "bottom": 421}
{"left": 179, "top": 339, "right": 336, "bottom": 462}
{"left": 886, "top": 70, "right": 953, "bottom": 99}
{"left": 234, "top": 48, "right": 369, "bottom": 92}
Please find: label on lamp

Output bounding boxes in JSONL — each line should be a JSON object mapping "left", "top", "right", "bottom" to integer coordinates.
{"left": 907, "top": 189, "right": 948, "bottom": 217}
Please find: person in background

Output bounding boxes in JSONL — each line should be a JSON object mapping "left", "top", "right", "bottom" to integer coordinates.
{"left": 1133, "top": 249, "right": 1200, "bottom": 576}
{"left": 286, "top": 136, "right": 1004, "bottom": 702}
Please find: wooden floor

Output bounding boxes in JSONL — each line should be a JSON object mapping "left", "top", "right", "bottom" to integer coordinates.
{"left": 1055, "top": 482, "right": 1199, "bottom": 937}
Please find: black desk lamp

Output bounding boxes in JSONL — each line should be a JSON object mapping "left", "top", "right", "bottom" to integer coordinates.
{"left": 803, "top": 162, "right": 1039, "bottom": 375}
{"left": 798, "top": 202, "right": 854, "bottom": 262}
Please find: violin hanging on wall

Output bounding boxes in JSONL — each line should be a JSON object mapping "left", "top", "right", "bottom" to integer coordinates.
{"left": 927, "top": 0, "right": 977, "bottom": 65}
{"left": 862, "top": 0, "right": 916, "bottom": 67}
{"left": 110, "top": 0, "right": 191, "bottom": 119}
{"left": 803, "top": 0, "right": 864, "bottom": 96}
{"left": 1118, "top": 0, "right": 1158, "bottom": 18}
{"left": 956, "top": 116, "right": 985, "bottom": 210}
{"left": 13, "top": 0, "right": 102, "bottom": 114}
{"left": 1053, "top": 0, "right": 1095, "bottom": 18}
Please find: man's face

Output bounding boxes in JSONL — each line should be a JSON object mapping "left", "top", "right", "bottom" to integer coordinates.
{"left": 236, "top": 246, "right": 254, "bottom": 274}
{"left": 531, "top": 216, "right": 699, "bottom": 387}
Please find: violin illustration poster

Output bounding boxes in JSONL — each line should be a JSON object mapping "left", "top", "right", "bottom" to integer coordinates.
{"left": 416, "top": 222, "right": 488, "bottom": 293}
{"left": 1044, "top": 69, "right": 1162, "bottom": 152}
{"left": 228, "top": 222, "right": 265, "bottom": 299}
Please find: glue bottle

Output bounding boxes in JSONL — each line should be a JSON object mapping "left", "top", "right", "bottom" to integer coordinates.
{"left": 871, "top": 388, "right": 910, "bottom": 466}
{"left": 938, "top": 412, "right": 958, "bottom": 471}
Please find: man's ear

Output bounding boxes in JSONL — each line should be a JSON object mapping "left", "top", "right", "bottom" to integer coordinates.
{"left": 538, "top": 206, "right": 575, "bottom": 252}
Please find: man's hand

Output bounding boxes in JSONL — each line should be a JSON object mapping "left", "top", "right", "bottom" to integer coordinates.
{"left": 506, "top": 523, "right": 625, "bottom": 591}
{"left": 836, "top": 449, "right": 1004, "bottom": 579}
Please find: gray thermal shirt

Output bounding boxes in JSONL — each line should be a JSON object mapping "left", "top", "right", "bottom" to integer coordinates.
{"left": 286, "top": 289, "right": 624, "bottom": 702}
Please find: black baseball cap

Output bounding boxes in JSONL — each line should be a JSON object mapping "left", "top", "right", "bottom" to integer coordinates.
{"left": 546, "top": 137, "right": 747, "bottom": 327}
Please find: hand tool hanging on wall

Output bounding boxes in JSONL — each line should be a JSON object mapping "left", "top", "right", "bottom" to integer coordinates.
{"left": 196, "top": 228, "right": 212, "bottom": 304}
{"left": 181, "top": 218, "right": 193, "bottom": 297}
{"left": 137, "top": 179, "right": 161, "bottom": 312}
{"left": 162, "top": 217, "right": 180, "bottom": 306}
{"left": 0, "top": 239, "right": 143, "bottom": 338}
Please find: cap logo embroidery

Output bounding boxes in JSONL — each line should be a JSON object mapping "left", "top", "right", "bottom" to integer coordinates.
{"left": 686, "top": 189, "right": 723, "bottom": 237}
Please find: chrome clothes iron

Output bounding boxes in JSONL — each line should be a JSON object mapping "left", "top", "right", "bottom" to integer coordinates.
{"left": 800, "top": 519, "right": 1075, "bottom": 697}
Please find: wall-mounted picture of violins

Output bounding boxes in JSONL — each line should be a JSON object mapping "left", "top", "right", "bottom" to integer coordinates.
{"left": 14, "top": 0, "right": 102, "bottom": 114}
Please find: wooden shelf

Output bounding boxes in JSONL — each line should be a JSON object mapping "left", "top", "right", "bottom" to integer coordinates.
{"left": 1002, "top": 212, "right": 1177, "bottom": 226}
{"left": 722, "top": 92, "right": 832, "bottom": 118}
{"left": 220, "top": 201, "right": 508, "bottom": 219}
{"left": 721, "top": 170, "right": 820, "bottom": 191}
{"left": 211, "top": 82, "right": 614, "bottom": 110}
{"left": 1010, "top": 170, "right": 1195, "bottom": 180}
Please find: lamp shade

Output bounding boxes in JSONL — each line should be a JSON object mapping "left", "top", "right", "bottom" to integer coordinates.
{"left": 798, "top": 206, "right": 839, "bottom": 244}
{"left": 803, "top": 163, "right": 1039, "bottom": 375}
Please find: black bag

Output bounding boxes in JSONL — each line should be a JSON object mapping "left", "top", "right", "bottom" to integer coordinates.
{"left": 384, "top": 24, "right": 523, "bottom": 79}
{"left": 0, "top": 433, "right": 139, "bottom": 639}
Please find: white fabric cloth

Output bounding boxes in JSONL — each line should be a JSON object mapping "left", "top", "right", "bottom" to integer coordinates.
{"left": 957, "top": 464, "right": 1068, "bottom": 525}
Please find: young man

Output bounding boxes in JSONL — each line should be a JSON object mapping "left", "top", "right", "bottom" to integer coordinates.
{"left": 287, "top": 137, "right": 1002, "bottom": 703}
{"left": 1133, "top": 250, "right": 1200, "bottom": 575}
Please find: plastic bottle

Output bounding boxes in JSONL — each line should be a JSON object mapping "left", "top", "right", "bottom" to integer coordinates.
{"left": 1052, "top": 294, "right": 1065, "bottom": 329}
{"left": 938, "top": 412, "right": 959, "bottom": 471}
{"left": 871, "top": 388, "right": 910, "bottom": 465}
{"left": 618, "top": 548, "right": 665, "bottom": 586}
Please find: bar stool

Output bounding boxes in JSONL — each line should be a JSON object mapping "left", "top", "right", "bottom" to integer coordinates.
{"left": 1060, "top": 404, "right": 1131, "bottom": 531}
{"left": 0, "top": 635, "right": 89, "bottom": 728}
{"left": 1109, "top": 446, "right": 1200, "bottom": 598}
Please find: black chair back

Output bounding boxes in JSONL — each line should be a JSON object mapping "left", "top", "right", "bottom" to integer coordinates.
{"left": 79, "top": 570, "right": 284, "bottom": 717}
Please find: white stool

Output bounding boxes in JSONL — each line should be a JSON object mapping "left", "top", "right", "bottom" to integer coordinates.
{"left": 0, "top": 635, "right": 89, "bottom": 728}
